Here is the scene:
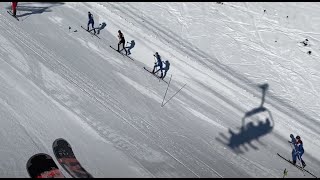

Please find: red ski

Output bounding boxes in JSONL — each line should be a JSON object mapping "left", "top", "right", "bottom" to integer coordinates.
{"left": 53, "top": 138, "right": 93, "bottom": 178}
{"left": 26, "top": 153, "right": 65, "bottom": 178}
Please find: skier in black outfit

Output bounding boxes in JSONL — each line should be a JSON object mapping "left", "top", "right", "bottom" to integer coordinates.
{"left": 152, "top": 52, "right": 163, "bottom": 78}
{"left": 117, "top": 30, "right": 127, "bottom": 55}
{"left": 87, "top": 12, "right": 96, "bottom": 34}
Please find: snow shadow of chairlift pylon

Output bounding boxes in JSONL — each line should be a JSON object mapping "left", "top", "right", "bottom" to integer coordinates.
{"left": 216, "top": 83, "right": 275, "bottom": 154}
{"left": 6, "top": 2, "right": 65, "bottom": 20}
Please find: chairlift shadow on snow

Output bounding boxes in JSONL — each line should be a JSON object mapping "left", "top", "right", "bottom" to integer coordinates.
{"left": 216, "top": 83, "right": 275, "bottom": 154}
{"left": 6, "top": 2, "right": 65, "bottom": 19}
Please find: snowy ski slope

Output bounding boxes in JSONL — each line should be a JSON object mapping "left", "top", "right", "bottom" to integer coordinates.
{"left": 0, "top": 2, "right": 319, "bottom": 178}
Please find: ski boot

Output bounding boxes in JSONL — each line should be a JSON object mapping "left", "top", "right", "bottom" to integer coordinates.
{"left": 292, "top": 160, "right": 296, "bottom": 165}
{"left": 301, "top": 160, "right": 306, "bottom": 168}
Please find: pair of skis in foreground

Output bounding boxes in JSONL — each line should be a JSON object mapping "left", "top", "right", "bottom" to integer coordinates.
{"left": 26, "top": 138, "right": 93, "bottom": 178}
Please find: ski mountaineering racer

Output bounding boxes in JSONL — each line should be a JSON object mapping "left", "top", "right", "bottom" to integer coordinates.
{"left": 152, "top": 52, "right": 163, "bottom": 78}
{"left": 117, "top": 30, "right": 128, "bottom": 55}
{"left": 288, "top": 134, "right": 306, "bottom": 167}
{"left": 87, "top": 11, "right": 96, "bottom": 34}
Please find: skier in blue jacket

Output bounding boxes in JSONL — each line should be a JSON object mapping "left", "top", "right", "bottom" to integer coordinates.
{"left": 290, "top": 135, "right": 306, "bottom": 167}
{"left": 152, "top": 52, "right": 163, "bottom": 78}
{"left": 87, "top": 12, "right": 96, "bottom": 34}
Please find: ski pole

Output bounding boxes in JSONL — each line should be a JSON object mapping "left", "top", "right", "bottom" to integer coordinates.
{"left": 161, "top": 74, "right": 172, "bottom": 106}
{"left": 162, "top": 83, "right": 187, "bottom": 107}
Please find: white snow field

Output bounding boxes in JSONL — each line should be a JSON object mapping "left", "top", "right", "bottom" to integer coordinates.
{"left": 0, "top": 2, "right": 319, "bottom": 178}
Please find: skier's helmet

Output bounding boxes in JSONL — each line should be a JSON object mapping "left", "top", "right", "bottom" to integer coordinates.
{"left": 296, "top": 135, "right": 301, "bottom": 140}
{"left": 290, "top": 134, "right": 294, "bottom": 138}
{"left": 155, "top": 52, "right": 158, "bottom": 55}
{"left": 118, "top": 30, "right": 121, "bottom": 33}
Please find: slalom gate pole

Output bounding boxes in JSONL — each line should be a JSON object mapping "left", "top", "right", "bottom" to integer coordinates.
{"left": 162, "top": 83, "right": 187, "bottom": 107}
{"left": 161, "top": 74, "right": 172, "bottom": 106}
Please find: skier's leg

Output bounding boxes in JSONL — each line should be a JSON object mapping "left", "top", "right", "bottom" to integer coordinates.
{"left": 92, "top": 22, "right": 96, "bottom": 34}
{"left": 154, "top": 67, "right": 161, "bottom": 74}
{"left": 300, "top": 151, "right": 306, "bottom": 167}
{"left": 162, "top": 70, "right": 167, "bottom": 79}
{"left": 12, "top": 3, "right": 17, "bottom": 16}
{"left": 13, "top": 7, "right": 16, "bottom": 16}
{"left": 12, "top": 3, "right": 14, "bottom": 15}
{"left": 152, "top": 65, "right": 157, "bottom": 73}
{"left": 301, "top": 158, "right": 306, "bottom": 167}
{"left": 117, "top": 42, "right": 121, "bottom": 52}
{"left": 122, "top": 43, "right": 127, "bottom": 55}
{"left": 160, "top": 69, "right": 163, "bottom": 78}
{"left": 87, "top": 21, "right": 90, "bottom": 31}
{"left": 292, "top": 150, "right": 297, "bottom": 165}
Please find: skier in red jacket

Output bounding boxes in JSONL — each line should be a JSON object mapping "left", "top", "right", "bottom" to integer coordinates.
{"left": 12, "top": 2, "right": 18, "bottom": 17}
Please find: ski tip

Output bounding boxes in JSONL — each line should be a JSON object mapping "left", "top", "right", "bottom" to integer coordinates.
{"left": 52, "top": 138, "right": 69, "bottom": 149}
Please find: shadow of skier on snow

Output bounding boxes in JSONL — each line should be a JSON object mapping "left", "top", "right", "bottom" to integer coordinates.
{"left": 96, "top": 22, "right": 107, "bottom": 34}
{"left": 125, "top": 40, "right": 135, "bottom": 55}
{"left": 216, "top": 83, "right": 275, "bottom": 154}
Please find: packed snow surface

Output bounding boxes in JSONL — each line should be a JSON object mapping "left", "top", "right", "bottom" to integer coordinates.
{"left": 0, "top": 2, "right": 319, "bottom": 178}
